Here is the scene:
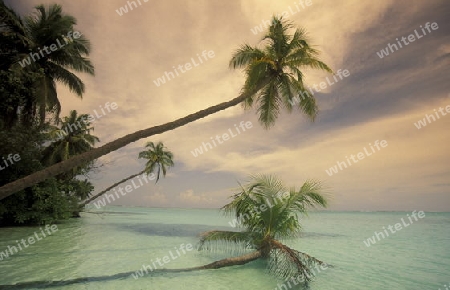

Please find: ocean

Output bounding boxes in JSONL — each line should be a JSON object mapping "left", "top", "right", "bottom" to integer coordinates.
{"left": 0, "top": 207, "right": 449, "bottom": 289}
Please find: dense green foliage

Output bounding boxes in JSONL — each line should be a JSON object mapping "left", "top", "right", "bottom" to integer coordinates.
{"left": 0, "top": 1, "right": 96, "bottom": 225}
{"left": 0, "top": 124, "right": 94, "bottom": 225}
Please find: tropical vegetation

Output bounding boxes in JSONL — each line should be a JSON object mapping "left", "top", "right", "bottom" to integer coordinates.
{"left": 0, "top": 1, "right": 96, "bottom": 225}
{"left": 0, "top": 109, "right": 98, "bottom": 224}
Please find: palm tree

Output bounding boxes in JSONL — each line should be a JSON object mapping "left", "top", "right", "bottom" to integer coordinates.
{"left": 82, "top": 141, "right": 173, "bottom": 206}
{"left": 170, "top": 174, "right": 328, "bottom": 286}
{"left": 0, "top": 2, "right": 93, "bottom": 127}
{"left": 139, "top": 141, "right": 174, "bottom": 183}
{"left": 42, "top": 110, "right": 99, "bottom": 178}
{"left": 0, "top": 0, "right": 40, "bottom": 127}
{"left": 22, "top": 4, "right": 94, "bottom": 124}
{"left": 0, "top": 0, "right": 30, "bottom": 69}
{"left": 0, "top": 16, "right": 331, "bottom": 201}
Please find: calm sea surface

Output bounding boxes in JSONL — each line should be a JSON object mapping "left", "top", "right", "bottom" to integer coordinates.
{"left": 0, "top": 207, "right": 449, "bottom": 289}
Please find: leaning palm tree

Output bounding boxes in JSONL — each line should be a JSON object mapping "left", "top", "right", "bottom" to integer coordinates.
{"left": 175, "top": 174, "right": 329, "bottom": 287}
{"left": 82, "top": 141, "right": 174, "bottom": 206}
{"left": 0, "top": 16, "right": 331, "bottom": 201}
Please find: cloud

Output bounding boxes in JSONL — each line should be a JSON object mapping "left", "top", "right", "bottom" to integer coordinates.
{"left": 178, "top": 189, "right": 216, "bottom": 208}
{"left": 143, "top": 191, "right": 170, "bottom": 207}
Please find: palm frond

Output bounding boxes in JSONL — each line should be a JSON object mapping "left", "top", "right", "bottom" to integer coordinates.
{"left": 257, "top": 83, "right": 281, "bottom": 128}
{"left": 268, "top": 240, "right": 327, "bottom": 283}
{"left": 47, "top": 62, "right": 85, "bottom": 97}
{"left": 285, "top": 180, "right": 328, "bottom": 214}
{"left": 198, "top": 230, "right": 255, "bottom": 255}
{"left": 229, "top": 45, "right": 265, "bottom": 69}
{"left": 242, "top": 60, "right": 272, "bottom": 95}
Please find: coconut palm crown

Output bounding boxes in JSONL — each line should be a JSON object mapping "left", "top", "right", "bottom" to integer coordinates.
{"left": 198, "top": 174, "right": 328, "bottom": 284}
{"left": 230, "top": 16, "right": 332, "bottom": 128}
{"left": 43, "top": 110, "right": 99, "bottom": 166}
{"left": 23, "top": 4, "right": 94, "bottom": 124}
{"left": 42, "top": 110, "right": 99, "bottom": 179}
{"left": 138, "top": 141, "right": 174, "bottom": 183}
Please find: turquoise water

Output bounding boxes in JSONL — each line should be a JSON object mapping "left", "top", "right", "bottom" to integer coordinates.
{"left": 0, "top": 207, "right": 449, "bottom": 289}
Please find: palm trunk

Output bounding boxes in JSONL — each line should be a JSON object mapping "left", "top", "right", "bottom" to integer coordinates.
{"left": 164, "top": 250, "right": 262, "bottom": 272}
{"left": 81, "top": 170, "right": 145, "bottom": 206}
{"left": 0, "top": 79, "right": 270, "bottom": 200}
{"left": 0, "top": 251, "right": 263, "bottom": 288}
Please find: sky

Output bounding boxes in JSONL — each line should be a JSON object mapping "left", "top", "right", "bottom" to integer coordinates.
{"left": 6, "top": 0, "right": 450, "bottom": 211}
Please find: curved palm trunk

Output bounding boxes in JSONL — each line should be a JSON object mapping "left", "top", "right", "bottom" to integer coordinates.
{"left": 0, "top": 79, "right": 270, "bottom": 200}
{"left": 164, "top": 250, "right": 262, "bottom": 272}
{"left": 81, "top": 170, "right": 145, "bottom": 206}
{"left": 0, "top": 251, "right": 263, "bottom": 289}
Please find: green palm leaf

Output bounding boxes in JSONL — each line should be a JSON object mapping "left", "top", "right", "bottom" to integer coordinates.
{"left": 139, "top": 141, "right": 174, "bottom": 183}
{"left": 229, "top": 16, "right": 331, "bottom": 128}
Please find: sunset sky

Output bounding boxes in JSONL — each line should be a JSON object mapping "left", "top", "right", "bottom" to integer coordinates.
{"left": 6, "top": 0, "right": 450, "bottom": 211}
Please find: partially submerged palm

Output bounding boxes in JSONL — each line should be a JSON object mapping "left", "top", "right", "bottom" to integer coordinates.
{"left": 199, "top": 175, "right": 328, "bottom": 283}
{"left": 230, "top": 17, "right": 332, "bottom": 128}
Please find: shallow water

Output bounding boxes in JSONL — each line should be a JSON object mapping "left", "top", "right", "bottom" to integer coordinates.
{"left": 0, "top": 207, "right": 449, "bottom": 289}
